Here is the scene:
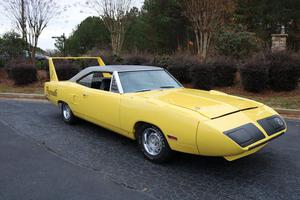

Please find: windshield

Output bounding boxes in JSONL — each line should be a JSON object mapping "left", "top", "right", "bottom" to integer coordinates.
{"left": 118, "top": 70, "right": 182, "bottom": 93}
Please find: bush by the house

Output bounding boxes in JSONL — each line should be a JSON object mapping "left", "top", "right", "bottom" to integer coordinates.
{"left": 55, "top": 63, "right": 80, "bottom": 81}
{"left": 191, "top": 63, "right": 214, "bottom": 90}
{"left": 267, "top": 53, "right": 300, "bottom": 91}
{"left": 11, "top": 64, "right": 37, "bottom": 85}
{"left": 240, "top": 60, "right": 269, "bottom": 93}
{"left": 167, "top": 54, "right": 197, "bottom": 83}
{"left": 210, "top": 58, "right": 237, "bottom": 87}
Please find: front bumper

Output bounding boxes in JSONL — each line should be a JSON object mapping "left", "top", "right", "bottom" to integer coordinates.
{"left": 222, "top": 115, "right": 286, "bottom": 161}
{"left": 223, "top": 115, "right": 286, "bottom": 149}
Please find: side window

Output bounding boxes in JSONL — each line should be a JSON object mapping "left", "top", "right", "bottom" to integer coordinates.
{"left": 78, "top": 72, "right": 103, "bottom": 88}
{"left": 110, "top": 75, "right": 119, "bottom": 93}
{"left": 78, "top": 73, "right": 93, "bottom": 87}
{"left": 91, "top": 72, "right": 104, "bottom": 89}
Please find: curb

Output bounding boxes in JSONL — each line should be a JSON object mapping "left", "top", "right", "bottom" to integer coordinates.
{"left": 0, "top": 93, "right": 46, "bottom": 100}
{"left": 0, "top": 92, "right": 299, "bottom": 119}
{"left": 274, "top": 108, "right": 300, "bottom": 120}
{"left": 274, "top": 108, "right": 300, "bottom": 115}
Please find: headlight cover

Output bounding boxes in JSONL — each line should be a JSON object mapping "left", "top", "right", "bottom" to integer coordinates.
{"left": 257, "top": 115, "right": 286, "bottom": 136}
{"left": 224, "top": 123, "right": 266, "bottom": 147}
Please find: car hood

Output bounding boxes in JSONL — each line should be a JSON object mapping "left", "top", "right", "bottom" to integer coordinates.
{"left": 137, "top": 88, "right": 261, "bottom": 119}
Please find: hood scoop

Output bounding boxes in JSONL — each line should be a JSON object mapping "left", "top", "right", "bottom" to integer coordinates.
{"left": 156, "top": 89, "right": 260, "bottom": 119}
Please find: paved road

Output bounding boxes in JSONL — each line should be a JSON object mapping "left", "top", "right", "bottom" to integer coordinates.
{"left": 0, "top": 100, "right": 299, "bottom": 200}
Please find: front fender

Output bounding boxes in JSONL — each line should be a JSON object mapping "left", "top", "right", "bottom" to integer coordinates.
{"left": 120, "top": 95, "right": 204, "bottom": 155}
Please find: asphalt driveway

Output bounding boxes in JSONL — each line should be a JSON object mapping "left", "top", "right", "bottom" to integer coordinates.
{"left": 0, "top": 99, "right": 299, "bottom": 200}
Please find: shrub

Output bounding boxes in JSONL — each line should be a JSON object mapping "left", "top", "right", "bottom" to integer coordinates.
{"left": 0, "top": 59, "right": 6, "bottom": 68}
{"left": 123, "top": 54, "right": 151, "bottom": 65}
{"left": 11, "top": 64, "right": 37, "bottom": 85}
{"left": 191, "top": 63, "right": 214, "bottom": 90}
{"left": 151, "top": 55, "right": 170, "bottom": 68}
{"left": 267, "top": 53, "right": 300, "bottom": 91}
{"left": 210, "top": 58, "right": 237, "bottom": 87}
{"left": 36, "top": 60, "right": 48, "bottom": 70}
{"left": 167, "top": 54, "right": 197, "bottom": 83}
{"left": 101, "top": 54, "right": 123, "bottom": 65}
{"left": 215, "top": 29, "right": 261, "bottom": 59}
{"left": 55, "top": 64, "right": 80, "bottom": 81}
{"left": 83, "top": 59, "right": 100, "bottom": 68}
{"left": 240, "top": 60, "right": 269, "bottom": 93}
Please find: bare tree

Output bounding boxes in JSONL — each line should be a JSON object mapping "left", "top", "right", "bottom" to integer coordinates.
{"left": 26, "top": 0, "right": 60, "bottom": 64}
{"left": 183, "top": 0, "right": 234, "bottom": 60}
{"left": 2, "top": 0, "right": 28, "bottom": 43}
{"left": 88, "top": 0, "right": 132, "bottom": 56}
{"left": 2, "top": 0, "right": 60, "bottom": 64}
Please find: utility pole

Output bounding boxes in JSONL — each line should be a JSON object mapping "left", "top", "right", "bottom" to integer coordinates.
{"left": 52, "top": 33, "right": 66, "bottom": 56}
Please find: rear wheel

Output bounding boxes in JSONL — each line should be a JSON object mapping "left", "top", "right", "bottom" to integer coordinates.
{"left": 137, "top": 124, "right": 172, "bottom": 163}
{"left": 60, "top": 102, "right": 76, "bottom": 124}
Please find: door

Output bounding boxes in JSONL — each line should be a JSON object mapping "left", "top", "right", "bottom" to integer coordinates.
{"left": 75, "top": 72, "right": 121, "bottom": 128}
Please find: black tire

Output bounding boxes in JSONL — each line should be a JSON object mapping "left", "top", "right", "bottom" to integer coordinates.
{"left": 60, "top": 102, "right": 77, "bottom": 124}
{"left": 137, "top": 124, "right": 172, "bottom": 163}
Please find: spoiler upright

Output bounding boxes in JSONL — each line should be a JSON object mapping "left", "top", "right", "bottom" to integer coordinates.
{"left": 48, "top": 57, "right": 106, "bottom": 82}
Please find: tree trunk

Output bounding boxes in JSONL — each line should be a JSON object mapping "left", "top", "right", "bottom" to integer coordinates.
{"left": 202, "top": 32, "right": 208, "bottom": 60}
{"left": 111, "top": 31, "right": 124, "bottom": 56}
{"left": 30, "top": 37, "right": 39, "bottom": 66}
{"left": 111, "top": 32, "right": 117, "bottom": 56}
{"left": 193, "top": 29, "right": 211, "bottom": 61}
{"left": 194, "top": 29, "right": 200, "bottom": 55}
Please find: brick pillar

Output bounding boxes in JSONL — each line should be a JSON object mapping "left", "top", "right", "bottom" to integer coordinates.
{"left": 271, "top": 34, "right": 288, "bottom": 52}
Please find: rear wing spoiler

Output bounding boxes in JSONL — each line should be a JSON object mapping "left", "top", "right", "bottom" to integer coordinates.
{"left": 48, "top": 57, "right": 105, "bottom": 82}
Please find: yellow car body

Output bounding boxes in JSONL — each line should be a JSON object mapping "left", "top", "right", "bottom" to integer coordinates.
{"left": 45, "top": 57, "right": 287, "bottom": 162}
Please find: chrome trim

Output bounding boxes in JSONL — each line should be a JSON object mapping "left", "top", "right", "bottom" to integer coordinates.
{"left": 113, "top": 71, "right": 124, "bottom": 94}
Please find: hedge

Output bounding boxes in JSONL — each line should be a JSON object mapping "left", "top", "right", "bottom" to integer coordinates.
{"left": 56, "top": 64, "right": 80, "bottom": 81}
{"left": 240, "top": 61, "right": 269, "bottom": 93}
{"left": 36, "top": 60, "right": 48, "bottom": 70}
{"left": 11, "top": 64, "right": 37, "bottom": 85}
{"left": 211, "top": 59, "right": 237, "bottom": 87}
{"left": 191, "top": 63, "right": 214, "bottom": 90}
{"left": 123, "top": 54, "right": 151, "bottom": 65}
{"left": 0, "top": 58, "right": 5, "bottom": 68}
{"left": 267, "top": 53, "right": 299, "bottom": 91}
{"left": 167, "top": 55, "right": 197, "bottom": 83}
{"left": 151, "top": 55, "right": 170, "bottom": 68}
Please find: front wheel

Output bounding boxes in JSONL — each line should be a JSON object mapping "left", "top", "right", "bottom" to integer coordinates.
{"left": 137, "top": 124, "right": 172, "bottom": 163}
{"left": 60, "top": 102, "right": 77, "bottom": 124}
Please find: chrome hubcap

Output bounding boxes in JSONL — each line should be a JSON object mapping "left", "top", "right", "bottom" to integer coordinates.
{"left": 63, "top": 104, "right": 71, "bottom": 120}
{"left": 142, "top": 128, "right": 162, "bottom": 156}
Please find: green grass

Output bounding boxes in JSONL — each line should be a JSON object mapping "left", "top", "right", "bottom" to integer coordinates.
{"left": 0, "top": 84, "right": 44, "bottom": 94}
{"left": 244, "top": 96, "right": 300, "bottom": 110}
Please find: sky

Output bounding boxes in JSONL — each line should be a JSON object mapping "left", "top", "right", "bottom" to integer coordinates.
{"left": 0, "top": 0, "right": 144, "bottom": 50}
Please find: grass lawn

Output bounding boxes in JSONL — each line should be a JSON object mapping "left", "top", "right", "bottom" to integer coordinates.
{"left": 0, "top": 69, "right": 45, "bottom": 94}
{"left": 0, "top": 83, "right": 44, "bottom": 94}
{"left": 217, "top": 85, "right": 300, "bottom": 110}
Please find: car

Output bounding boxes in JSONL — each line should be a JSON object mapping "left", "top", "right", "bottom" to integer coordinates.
{"left": 45, "top": 57, "right": 287, "bottom": 163}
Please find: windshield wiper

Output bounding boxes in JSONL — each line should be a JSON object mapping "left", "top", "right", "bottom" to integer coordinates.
{"left": 160, "top": 86, "right": 175, "bottom": 88}
{"left": 136, "top": 89, "right": 152, "bottom": 93}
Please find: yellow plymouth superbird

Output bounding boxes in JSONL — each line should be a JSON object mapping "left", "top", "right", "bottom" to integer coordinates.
{"left": 45, "top": 57, "right": 287, "bottom": 163}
